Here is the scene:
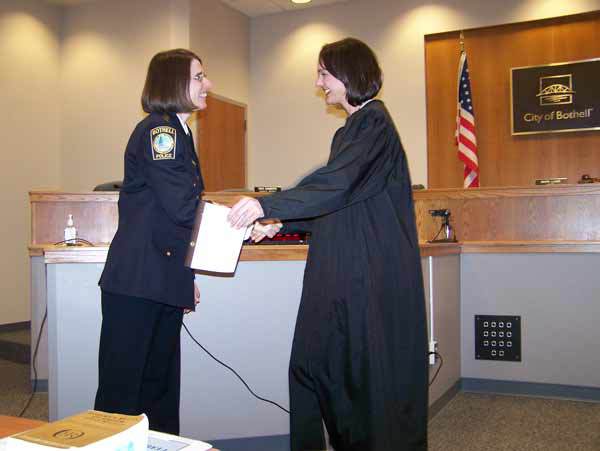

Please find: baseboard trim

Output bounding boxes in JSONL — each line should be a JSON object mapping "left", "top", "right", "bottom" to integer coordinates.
{"left": 461, "top": 378, "right": 600, "bottom": 402}
{"left": 31, "top": 379, "right": 48, "bottom": 393}
{"left": 429, "top": 380, "right": 461, "bottom": 418}
{"left": 0, "top": 321, "right": 30, "bottom": 333}
{"left": 0, "top": 341, "right": 29, "bottom": 364}
{"left": 209, "top": 434, "right": 289, "bottom": 451}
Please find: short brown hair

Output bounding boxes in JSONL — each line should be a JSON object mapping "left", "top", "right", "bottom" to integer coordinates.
{"left": 319, "top": 38, "right": 382, "bottom": 107}
{"left": 141, "top": 48, "right": 202, "bottom": 113}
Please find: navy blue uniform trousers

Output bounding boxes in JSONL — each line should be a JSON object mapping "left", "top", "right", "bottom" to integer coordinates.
{"left": 94, "top": 290, "right": 183, "bottom": 434}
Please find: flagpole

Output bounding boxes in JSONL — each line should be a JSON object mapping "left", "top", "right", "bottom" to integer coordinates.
{"left": 456, "top": 31, "right": 465, "bottom": 147}
{"left": 456, "top": 30, "right": 480, "bottom": 188}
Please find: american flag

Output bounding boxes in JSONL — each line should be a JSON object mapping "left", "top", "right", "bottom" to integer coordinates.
{"left": 456, "top": 50, "right": 479, "bottom": 188}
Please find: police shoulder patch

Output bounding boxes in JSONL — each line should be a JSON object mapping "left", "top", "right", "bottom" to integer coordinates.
{"left": 150, "top": 126, "right": 176, "bottom": 161}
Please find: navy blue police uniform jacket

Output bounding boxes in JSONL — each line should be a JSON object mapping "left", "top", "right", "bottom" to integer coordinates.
{"left": 99, "top": 112, "right": 204, "bottom": 310}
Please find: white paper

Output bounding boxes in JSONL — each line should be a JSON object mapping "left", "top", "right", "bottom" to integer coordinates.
{"left": 147, "top": 431, "right": 212, "bottom": 451}
{"left": 188, "top": 202, "right": 251, "bottom": 273}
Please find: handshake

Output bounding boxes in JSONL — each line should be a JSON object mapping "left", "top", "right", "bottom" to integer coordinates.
{"left": 227, "top": 196, "right": 282, "bottom": 243}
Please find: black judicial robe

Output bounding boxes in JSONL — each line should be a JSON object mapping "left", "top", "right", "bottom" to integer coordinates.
{"left": 258, "top": 100, "right": 428, "bottom": 451}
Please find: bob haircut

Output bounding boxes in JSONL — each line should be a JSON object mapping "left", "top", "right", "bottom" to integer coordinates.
{"left": 319, "top": 38, "right": 382, "bottom": 107}
{"left": 141, "top": 48, "right": 202, "bottom": 114}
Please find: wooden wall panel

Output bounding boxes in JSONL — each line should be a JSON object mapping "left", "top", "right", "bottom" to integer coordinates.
{"left": 426, "top": 12, "right": 600, "bottom": 188}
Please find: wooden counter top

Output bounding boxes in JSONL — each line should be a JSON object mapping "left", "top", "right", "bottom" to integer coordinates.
{"left": 29, "top": 244, "right": 310, "bottom": 263}
{"left": 29, "top": 183, "right": 600, "bottom": 203}
{"left": 419, "top": 242, "right": 462, "bottom": 257}
{"left": 29, "top": 245, "right": 110, "bottom": 263}
{"left": 30, "top": 242, "right": 464, "bottom": 263}
{"left": 29, "top": 240, "right": 600, "bottom": 264}
{"left": 412, "top": 183, "right": 600, "bottom": 200}
{"left": 460, "top": 240, "right": 600, "bottom": 254}
{"left": 421, "top": 240, "right": 600, "bottom": 255}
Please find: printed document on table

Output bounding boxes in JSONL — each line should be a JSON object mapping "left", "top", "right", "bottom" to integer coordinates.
{"left": 185, "top": 201, "right": 252, "bottom": 274}
{"left": 148, "top": 430, "right": 212, "bottom": 451}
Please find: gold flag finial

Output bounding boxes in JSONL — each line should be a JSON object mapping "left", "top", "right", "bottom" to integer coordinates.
{"left": 459, "top": 31, "right": 465, "bottom": 53}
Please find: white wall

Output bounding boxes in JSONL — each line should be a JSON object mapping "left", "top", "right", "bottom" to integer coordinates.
{"left": 248, "top": 0, "right": 600, "bottom": 189}
{"left": 59, "top": 0, "right": 250, "bottom": 192}
{"left": 59, "top": 0, "right": 190, "bottom": 192}
{"left": 58, "top": 0, "right": 250, "bottom": 192}
{"left": 1, "top": 0, "right": 250, "bottom": 325}
{"left": 190, "top": 0, "right": 249, "bottom": 104}
{"left": 0, "top": 1, "right": 61, "bottom": 325}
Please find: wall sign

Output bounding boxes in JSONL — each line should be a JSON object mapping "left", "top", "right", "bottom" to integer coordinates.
{"left": 511, "top": 58, "right": 600, "bottom": 135}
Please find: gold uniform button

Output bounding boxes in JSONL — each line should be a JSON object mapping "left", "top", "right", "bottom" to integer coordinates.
{"left": 165, "top": 251, "right": 172, "bottom": 257}
{"left": 193, "top": 183, "right": 197, "bottom": 188}
{"left": 192, "top": 160, "right": 197, "bottom": 166}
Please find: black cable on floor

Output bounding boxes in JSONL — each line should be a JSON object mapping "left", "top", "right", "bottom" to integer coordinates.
{"left": 182, "top": 322, "right": 290, "bottom": 414}
{"left": 19, "top": 308, "right": 47, "bottom": 417}
{"left": 429, "top": 351, "right": 444, "bottom": 386}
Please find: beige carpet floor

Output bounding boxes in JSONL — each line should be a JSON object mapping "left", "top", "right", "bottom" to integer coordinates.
{"left": 429, "top": 392, "right": 600, "bottom": 451}
{"left": 0, "top": 358, "right": 47, "bottom": 421}
{"left": 1, "top": 356, "right": 599, "bottom": 450}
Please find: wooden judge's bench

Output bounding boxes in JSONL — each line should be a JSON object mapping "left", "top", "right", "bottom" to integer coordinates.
{"left": 30, "top": 184, "right": 600, "bottom": 255}
{"left": 28, "top": 184, "right": 600, "bottom": 448}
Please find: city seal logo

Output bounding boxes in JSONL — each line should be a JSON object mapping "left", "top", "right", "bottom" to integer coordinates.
{"left": 150, "top": 126, "right": 176, "bottom": 160}
{"left": 536, "top": 74, "right": 575, "bottom": 106}
{"left": 52, "top": 429, "right": 85, "bottom": 440}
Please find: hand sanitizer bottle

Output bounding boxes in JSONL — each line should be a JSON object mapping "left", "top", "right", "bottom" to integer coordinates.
{"left": 64, "top": 214, "right": 77, "bottom": 245}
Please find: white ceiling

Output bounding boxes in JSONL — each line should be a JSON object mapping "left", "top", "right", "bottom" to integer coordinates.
{"left": 44, "top": 0, "right": 96, "bottom": 4}
{"left": 44, "top": 0, "right": 352, "bottom": 17}
{"left": 210, "top": 0, "right": 352, "bottom": 18}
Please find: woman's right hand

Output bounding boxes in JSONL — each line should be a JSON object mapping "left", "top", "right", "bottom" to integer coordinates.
{"left": 184, "top": 282, "right": 201, "bottom": 314}
{"left": 251, "top": 220, "right": 283, "bottom": 243}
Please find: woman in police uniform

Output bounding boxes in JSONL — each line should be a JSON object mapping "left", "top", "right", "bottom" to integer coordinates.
{"left": 95, "top": 49, "right": 211, "bottom": 434}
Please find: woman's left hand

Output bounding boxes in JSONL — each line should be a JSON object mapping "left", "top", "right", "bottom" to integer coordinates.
{"left": 184, "top": 282, "right": 201, "bottom": 314}
{"left": 228, "top": 197, "right": 264, "bottom": 229}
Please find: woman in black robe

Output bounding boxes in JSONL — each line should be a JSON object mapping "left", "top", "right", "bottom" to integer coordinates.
{"left": 230, "top": 38, "right": 428, "bottom": 451}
